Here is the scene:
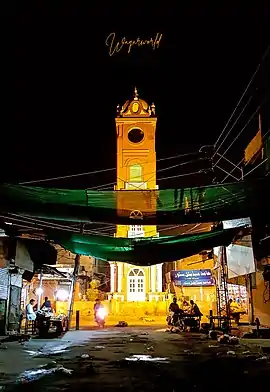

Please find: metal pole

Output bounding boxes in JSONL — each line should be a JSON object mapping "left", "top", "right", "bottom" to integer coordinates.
{"left": 67, "top": 254, "right": 80, "bottom": 330}
{"left": 37, "top": 270, "right": 43, "bottom": 311}
{"left": 221, "top": 246, "right": 230, "bottom": 320}
{"left": 75, "top": 310, "right": 80, "bottom": 330}
{"left": 248, "top": 274, "right": 255, "bottom": 324}
{"left": 5, "top": 272, "right": 11, "bottom": 335}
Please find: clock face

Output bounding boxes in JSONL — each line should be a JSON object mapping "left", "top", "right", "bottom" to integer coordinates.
{"left": 128, "top": 128, "right": 144, "bottom": 143}
{"left": 132, "top": 102, "right": 139, "bottom": 113}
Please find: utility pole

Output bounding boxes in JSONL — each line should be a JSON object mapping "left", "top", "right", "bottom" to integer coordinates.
{"left": 37, "top": 269, "right": 43, "bottom": 311}
{"left": 67, "top": 254, "right": 80, "bottom": 330}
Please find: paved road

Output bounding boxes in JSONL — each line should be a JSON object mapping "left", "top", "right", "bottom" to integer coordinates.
{"left": 2, "top": 327, "right": 270, "bottom": 392}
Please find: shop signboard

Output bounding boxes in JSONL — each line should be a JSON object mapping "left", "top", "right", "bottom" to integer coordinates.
{"left": 171, "top": 269, "right": 214, "bottom": 287}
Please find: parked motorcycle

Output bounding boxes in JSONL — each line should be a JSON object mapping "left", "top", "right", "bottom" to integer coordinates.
{"left": 166, "top": 311, "right": 185, "bottom": 332}
{"left": 95, "top": 307, "right": 107, "bottom": 328}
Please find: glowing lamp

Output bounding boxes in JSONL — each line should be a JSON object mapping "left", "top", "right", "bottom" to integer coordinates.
{"left": 36, "top": 287, "right": 43, "bottom": 295}
{"left": 56, "top": 289, "right": 69, "bottom": 301}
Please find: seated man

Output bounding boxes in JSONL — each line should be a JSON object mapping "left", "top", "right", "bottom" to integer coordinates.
{"left": 26, "top": 299, "right": 36, "bottom": 321}
{"left": 190, "top": 300, "right": 203, "bottom": 318}
{"left": 168, "top": 298, "right": 183, "bottom": 329}
{"left": 169, "top": 297, "right": 180, "bottom": 313}
{"left": 41, "top": 296, "right": 52, "bottom": 310}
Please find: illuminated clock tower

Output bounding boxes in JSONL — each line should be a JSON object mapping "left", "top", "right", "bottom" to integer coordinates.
{"left": 109, "top": 88, "right": 163, "bottom": 302}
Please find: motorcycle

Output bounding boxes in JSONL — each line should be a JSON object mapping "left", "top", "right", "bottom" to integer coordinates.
{"left": 95, "top": 307, "right": 107, "bottom": 328}
{"left": 166, "top": 311, "right": 185, "bottom": 332}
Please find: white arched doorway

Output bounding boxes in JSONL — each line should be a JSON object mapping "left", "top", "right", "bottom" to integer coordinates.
{"left": 127, "top": 268, "right": 145, "bottom": 302}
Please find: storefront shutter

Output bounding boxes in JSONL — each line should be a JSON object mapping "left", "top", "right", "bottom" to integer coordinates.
{"left": 0, "top": 268, "right": 9, "bottom": 299}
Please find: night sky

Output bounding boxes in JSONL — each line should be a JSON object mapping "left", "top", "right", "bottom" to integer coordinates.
{"left": 8, "top": 2, "right": 270, "bottom": 189}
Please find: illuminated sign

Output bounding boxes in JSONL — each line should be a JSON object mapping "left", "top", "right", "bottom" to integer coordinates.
{"left": 171, "top": 269, "right": 214, "bottom": 287}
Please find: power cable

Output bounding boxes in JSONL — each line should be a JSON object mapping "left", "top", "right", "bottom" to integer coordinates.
{"left": 18, "top": 157, "right": 204, "bottom": 192}
{"left": 213, "top": 96, "right": 269, "bottom": 169}
{"left": 92, "top": 167, "right": 206, "bottom": 191}
{"left": 213, "top": 44, "right": 270, "bottom": 151}
{"left": 219, "top": 127, "right": 270, "bottom": 183}
{"left": 212, "top": 97, "right": 252, "bottom": 159}
{"left": 19, "top": 151, "right": 199, "bottom": 185}
{"left": 243, "top": 158, "right": 268, "bottom": 178}
{"left": 220, "top": 158, "right": 244, "bottom": 183}
{"left": 1, "top": 213, "right": 198, "bottom": 239}
{"left": 88, "top": 158, "right": 201, "bottom": 190}
{"left": 158, "top": 170, "right": 203, "bottom": 182}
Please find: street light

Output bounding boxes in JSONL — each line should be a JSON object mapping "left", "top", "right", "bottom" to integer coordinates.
{"left": 36, "top": 287, "right": 43, "bottom": 296}
{"left": 56, "top": 289, "right": 69, "bottom": 301}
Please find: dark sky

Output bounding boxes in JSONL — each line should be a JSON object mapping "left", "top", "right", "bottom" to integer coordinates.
{"left": 8, "top": 2, "right": 270, "bottom": 189}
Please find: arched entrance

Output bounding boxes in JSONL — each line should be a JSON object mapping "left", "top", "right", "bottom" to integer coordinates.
{"left": 127, "top": 268, "right": 145, "bottom": 302}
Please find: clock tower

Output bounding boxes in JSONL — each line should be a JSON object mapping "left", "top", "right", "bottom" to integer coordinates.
{"left": 109, "top": 88, "right": 163, "bottom": 302}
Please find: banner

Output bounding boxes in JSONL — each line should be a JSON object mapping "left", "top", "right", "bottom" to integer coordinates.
{"left": 171, "top": 269, "right": 215, "bottom": 287}
{"left": 15, "top": 241, "right": 34, "bottom": 272}
{"left": 222, "top": 218, "right": 255, "bottom": 279}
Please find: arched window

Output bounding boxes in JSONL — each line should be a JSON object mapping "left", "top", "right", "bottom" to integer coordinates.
{"left": 129, "top": 164, "right": 142, "bottom": 182}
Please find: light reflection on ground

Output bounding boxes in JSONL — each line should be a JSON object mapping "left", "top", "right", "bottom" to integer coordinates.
{"left": 125, "top": 354, "right": 170, "bottom": 363}
{"left": 16, "top": 365, "right": 73, "bottom": 383}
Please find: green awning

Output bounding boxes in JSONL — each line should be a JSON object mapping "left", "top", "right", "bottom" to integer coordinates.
{"left": 48, "top": 227, "right": 243, "bottom": 266}
{"left": 0, "top": 178, "right": 269, "bottom": 225}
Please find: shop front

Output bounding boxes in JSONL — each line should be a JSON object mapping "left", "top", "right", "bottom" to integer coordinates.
{"left": 170, "top": 269, "right": 216, "bottom": 318}
{"left": 227, "top": 276, "right": 250, "bottom": 322}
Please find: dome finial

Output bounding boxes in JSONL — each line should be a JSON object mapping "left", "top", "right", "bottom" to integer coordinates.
{"left": 134, "top": 86, "right": 139, "bottom": 100}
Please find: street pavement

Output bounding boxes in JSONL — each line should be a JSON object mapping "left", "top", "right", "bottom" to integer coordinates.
{"left": 69, "top": 314, "right": 166, "bottom": 328}
{"left": 1, "top": 327, "right": 270, "bottom": 391}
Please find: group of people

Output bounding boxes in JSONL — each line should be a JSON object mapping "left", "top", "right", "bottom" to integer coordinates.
{"left": 168, "top": 297, "right": 203, "bottom": 330}
{"left": 25, "top": 297, "right": 52, "bottom": 321}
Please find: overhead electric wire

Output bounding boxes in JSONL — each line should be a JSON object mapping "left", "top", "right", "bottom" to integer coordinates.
{"left": 49, "top": 157, "right": 206, "bottom": 191}
{"left": 213, "top": 96, "right": 269, "bottom": 169}
{"left": 243, "top": 158, "right": 268, "bottom": 178}
{"left": 1, "top": 213, "right": 204, "bottom": 238}
{"left": 219, "top": 127, "right": 270, "bottom": 183}
{"left": 158, "top": 170, "right": 203, "bottom": 182}
{"left": 92, "top": 168, "right": 205, "bottom": 191}
{"left": 213, "top": 97, "right": 252, "bottom": 159}
{"left": 213, "top": 44, "right": 270, "bottom": 153}
{"left": 19, "top": 151, "right": 199, "bottom": 186}
{"left": 1, "top": 215, "right": 78, "bottom": 233}
{"left": 3, "top": 214, "right": 80, "bottom": 232}
{"left": 96, "top": 159, "right": 197, "bottom": 188}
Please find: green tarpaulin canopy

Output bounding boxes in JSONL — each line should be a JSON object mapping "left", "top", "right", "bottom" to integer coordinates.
{"left": 0, "top": 178, "right": 269, "bottom": 225}
{"left": 48, "top": 227, "right": 243, "bottom": 265}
